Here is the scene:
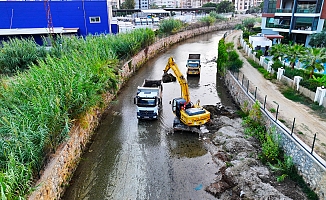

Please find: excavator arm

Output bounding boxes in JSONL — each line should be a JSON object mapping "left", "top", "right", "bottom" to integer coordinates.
{"left": 163, "top": 57, "right": 190, "bottom": 102}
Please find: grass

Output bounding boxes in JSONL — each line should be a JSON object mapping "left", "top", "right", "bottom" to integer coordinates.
{"left": 280, "top": 87, "right": 326, "bottom": 119}
{"left": 269, "top": 108, "right": 276, "bottom": 113}
{"left": 246, "top": 58, "right": 275, "bottom": 80}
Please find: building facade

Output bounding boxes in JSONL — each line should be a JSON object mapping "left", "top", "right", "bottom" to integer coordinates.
{"left": 0, "top": 0, "right": 115, "bottom": 41}
{"left": 261, "top": 0, "right": 326, "bottom": 46}
{"left": 135, "top": 0, "right": 150, "bottom": 9}
{"left": 233, "top": 0, "right": 263, "bottom": 12}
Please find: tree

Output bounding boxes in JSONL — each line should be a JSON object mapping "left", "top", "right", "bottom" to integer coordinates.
{"left": 308, "top": 31, "right": 326, "bottom": 47}
{"left": 150, "top": 3, "right": 159, "bottom": 9}
{"left": 202, "top": 2, "right": 218, "bottom": 8}
{"left": 242, "top": 17, "right": 256, "bottom": 31}
{"left": 284, "top": 44, "right": 305, "bottom": 69}
{"left": 269, "top": 43, "right": 287, "bottom": 62}
{"left": 246, "top": 6, "right": 261, "bottom": 14}
{"left": 300, "top": 48, "right": 326, "bottom": 78}
{"left": 120, "top": 0, "right": 135, "bottom": 9}
{"left": 216, "top": 1, "right": 235, "bottom": 13}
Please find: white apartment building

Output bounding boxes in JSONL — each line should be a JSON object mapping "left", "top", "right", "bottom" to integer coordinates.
{"left": 234, "top": 0, "right": 263, "bottom": 12}
{"left": 135, "top": 0, "right": 150, "bottom": 9}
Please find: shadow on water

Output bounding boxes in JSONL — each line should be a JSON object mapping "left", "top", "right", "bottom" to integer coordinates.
{"left": 167, "top": 131, "right": 206, "bottom": 158}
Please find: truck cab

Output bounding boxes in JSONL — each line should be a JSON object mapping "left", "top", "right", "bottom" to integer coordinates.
{"left": 134, "top": 80, "right": 162, "bottom": 119}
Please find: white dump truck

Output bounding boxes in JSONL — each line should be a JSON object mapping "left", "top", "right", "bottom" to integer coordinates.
{"left": 134, "top": 79, "right": 163, "bottom": 119}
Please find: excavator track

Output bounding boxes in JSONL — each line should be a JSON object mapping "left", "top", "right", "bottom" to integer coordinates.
{"left": 173, "top": 117, "right": 207, "bottom": 134}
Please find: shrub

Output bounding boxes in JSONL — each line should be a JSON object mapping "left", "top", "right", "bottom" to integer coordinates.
{"left": 261, "top": 133, "right": 280, "bottom": 164}
{"left": 271, "top": 60, "right": 283, "bottom": 72}
{"left": 229, "top": 50, "right": 239, "bottom": 60}
{"left": 199, "top": 16, "right": 216, "bottom": 26}
{"left": 255, "top": 50, "right": 263, "bottom": 59}
{"left": 228, "top": 58, "right": 244, "bottom": 72}
{"left": 158, "top": 18, "right": 184, "bottom": 35}
{"left": 242, "top": 31, "right": 250, "bottom": 39}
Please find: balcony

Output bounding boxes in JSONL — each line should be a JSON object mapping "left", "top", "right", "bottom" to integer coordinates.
{"left": 276, "top": 8, "right": 292, "bottom": 13}
{"left": 296, "top": 4, "right": 317, "bottom": 13}
{"left": 274, "top": 24, "right": 290, "bottom": 29}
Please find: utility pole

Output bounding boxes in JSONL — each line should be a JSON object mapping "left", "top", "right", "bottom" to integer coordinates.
{"left": 44, "top": 0, "right": 54, "bottom": 34}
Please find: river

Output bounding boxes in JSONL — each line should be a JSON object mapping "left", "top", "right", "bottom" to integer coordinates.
{"left": 62, "top": 30, "right": 236, "bottom": 200}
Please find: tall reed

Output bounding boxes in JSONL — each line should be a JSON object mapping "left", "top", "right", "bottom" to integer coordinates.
{"left": 0, "top": 28, "right": 155, "bottom": 199}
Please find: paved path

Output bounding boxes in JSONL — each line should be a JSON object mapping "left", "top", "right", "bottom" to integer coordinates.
{"left": 225, "top": 30, "right": 326, "bottom": 160}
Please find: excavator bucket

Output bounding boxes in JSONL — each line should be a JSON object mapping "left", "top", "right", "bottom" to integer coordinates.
{"left": 162, "top": 73, "right": 176, "bottom": 83}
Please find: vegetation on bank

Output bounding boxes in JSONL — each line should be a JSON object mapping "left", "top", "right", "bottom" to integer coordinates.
{"left": 217, "top": 38, "right": 243, "bottom": 75}
{"left": 241, "top": 101, "right": 318, "bottom": 199}
{"left": 0, "top": 28, "right": 155, "bottom": 199}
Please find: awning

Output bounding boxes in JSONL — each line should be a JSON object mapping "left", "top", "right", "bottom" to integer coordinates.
{"left": 264, "top": 35, "right": 284, "bottom": 39}
{"left": 141, "top": 9, "right": 170, "bottom": 14}
{"left": 0, "top": 27, "right": 79, "bottom": 36}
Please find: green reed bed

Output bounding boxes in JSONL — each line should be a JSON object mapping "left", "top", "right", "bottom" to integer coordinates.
{"left": 0, "top": 38, "right": 47, "bottom": 74}
{"left": 0, "top": 28, "right": 155, "bottom": 199}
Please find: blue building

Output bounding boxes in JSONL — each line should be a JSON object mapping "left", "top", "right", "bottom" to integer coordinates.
{"left": 0, "top": 0, "right": 117, "bottom": 43}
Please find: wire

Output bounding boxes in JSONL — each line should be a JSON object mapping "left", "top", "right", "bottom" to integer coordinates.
{"left": 10, "top": 9, "right": 14, "bottom": 29}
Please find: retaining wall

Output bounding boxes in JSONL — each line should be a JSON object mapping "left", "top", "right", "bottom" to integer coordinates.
{"left": 28, "top": 21, "right": 238, "bottom": 200}
{"left": 225, "top": 71, "right": 326, "bottom": 199}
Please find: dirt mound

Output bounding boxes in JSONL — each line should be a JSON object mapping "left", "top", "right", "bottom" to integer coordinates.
{"left": 203, "top": 104, "right": 239, "bottom": 119}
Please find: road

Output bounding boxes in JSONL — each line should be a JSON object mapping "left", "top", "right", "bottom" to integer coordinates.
{"left": 225, "top": 30, "right": 326, "bottom": 160}
{"left": 62, "top": 31, "right": 237, "bottom": 199}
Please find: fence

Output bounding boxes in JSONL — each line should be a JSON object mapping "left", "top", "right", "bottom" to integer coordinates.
{"left": 225, "top": 70, "right": 326, "bottom": 198}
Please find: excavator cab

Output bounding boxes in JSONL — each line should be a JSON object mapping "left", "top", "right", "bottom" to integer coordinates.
{"left": 172, "top": 98, "right": 187, "bottom": 118}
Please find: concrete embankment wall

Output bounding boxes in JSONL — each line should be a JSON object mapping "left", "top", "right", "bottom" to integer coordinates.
{"left": 28, "top": 21, "right": 238, "bottom": 200}
{"left": 224, "top": 71, "right": 326, "bottom": 199}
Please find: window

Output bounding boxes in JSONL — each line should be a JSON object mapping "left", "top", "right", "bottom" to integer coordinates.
{"left": 266, "top": 17, "right": 275, "bottom": 28}
{"left": 89, "top": 17, "right": 101, "bottom": 23}
{"left": 267, "top": 0, "right": 276, "bottom": 13}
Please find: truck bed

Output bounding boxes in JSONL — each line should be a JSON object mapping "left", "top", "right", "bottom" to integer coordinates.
{"left": 143, "top": 79, "right": 162, "bottom": 87}
{"left": 188, "top": 54, "right": 200, "bottom": 59}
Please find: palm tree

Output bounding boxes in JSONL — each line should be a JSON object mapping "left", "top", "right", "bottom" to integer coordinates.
{"left": 269, "top": 43, "right": 287, "bottom": 62}
{"left": 300, "top": 48, "right": 326, "bottom": 78}
{"left": 285, "top": 44, "right": 305, "bottom": 69}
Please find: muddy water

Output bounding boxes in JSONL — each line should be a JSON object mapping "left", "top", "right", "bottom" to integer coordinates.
{"left": 62, "top": 31, "right": 237, "bottom": 200}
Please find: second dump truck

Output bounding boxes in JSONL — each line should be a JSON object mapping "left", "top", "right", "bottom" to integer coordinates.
{"left": 186, "top": 54, "right": 201, "bottom": 75}
{"left": 134, "top": 79, "right": 162, "bottom": 119}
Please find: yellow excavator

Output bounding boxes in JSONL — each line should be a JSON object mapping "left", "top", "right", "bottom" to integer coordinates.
{"left": 163, "top": 57, "right": 210, "bottom": 131}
